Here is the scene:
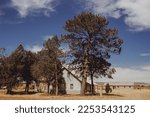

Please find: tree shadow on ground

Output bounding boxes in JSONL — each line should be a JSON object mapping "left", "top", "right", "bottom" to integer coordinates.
{"left": 67, "top": 93, "right": 124, "bottom": 97}
{"left": 11, "top": 91, "right": 37, "bottom": 95}
{"left": 102, "top": 93, "right": 124, "bottom": 97}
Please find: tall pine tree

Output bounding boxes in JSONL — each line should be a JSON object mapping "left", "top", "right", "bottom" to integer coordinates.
{"left": 63, "top": 12, "right": 123, "bottom": 95}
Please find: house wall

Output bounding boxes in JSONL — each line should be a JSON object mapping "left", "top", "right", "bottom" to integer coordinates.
{"left": 38, "top": 82, "right": 48, "bottom": 92}
{"left": 36, "top": 69, "right": 92, "bottom": 94}
{"left": 63, "top": 69, "right": 81, "bottom": 94}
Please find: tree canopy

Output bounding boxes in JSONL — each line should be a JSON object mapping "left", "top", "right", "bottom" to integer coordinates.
{"left": 63, "top": 12, "right": 123, "bottom": 95}
{"left": 32, "top": 36, "right": 64, "bottom": 95}
{"left": 0, "top": 12, "right": 123, "bottom": 96}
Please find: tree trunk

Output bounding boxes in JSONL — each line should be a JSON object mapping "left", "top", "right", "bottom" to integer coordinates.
{"left": 6, "top": 82, "right": 13, "bottom": 94}
{"left": 6, "top": 85, "right": 12, "bottom": 94}
{"left": 56, "top": 83, "right": 58, "bottom": 95}
{"left": 25, "top": 82, "right": 29, "bottom": 93}
{"left": 80, "top": 56, "right": 88, "bottom": 95}
{"left": 55, "top": 62, "right": 58, "bottom": 96}
{"left": 90, "top": 73, "right": 94, "bottom": 95}
{"left": 47, "top": 82, "right": 50, "bottom": 94}
{"left": 81, "top": 76, "right": 87, "bottom": 95}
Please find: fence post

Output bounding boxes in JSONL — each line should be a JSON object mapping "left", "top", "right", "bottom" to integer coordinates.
{"left": 99, "top": 85, "right": 103, "bottom": 97}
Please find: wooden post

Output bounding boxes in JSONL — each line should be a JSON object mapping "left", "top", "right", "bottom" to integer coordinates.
{"left": 34, "top": 83, "right": 37, "bottom": 92}
{"left": 99, "top": 85, "right": 103, "bottom": 97}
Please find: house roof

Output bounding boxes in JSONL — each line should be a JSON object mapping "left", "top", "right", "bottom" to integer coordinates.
{"left": 62, "top": 67, "right": 82, "bottom": 83}
{"left": 62, "top": 67, "right": 91, "bottom": 85}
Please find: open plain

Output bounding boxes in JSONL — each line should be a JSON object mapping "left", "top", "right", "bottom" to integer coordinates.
{"left": 0, "top": 87, "right": 150, "bottom": 100}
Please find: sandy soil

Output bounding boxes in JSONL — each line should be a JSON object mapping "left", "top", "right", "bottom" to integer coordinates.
{"left": 0, "top": 88, "right": 150, "bottom": 100}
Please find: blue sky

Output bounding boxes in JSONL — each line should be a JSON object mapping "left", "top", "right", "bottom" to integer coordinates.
{"left": 0, "top": 0, "right": 150, "bottom": 82}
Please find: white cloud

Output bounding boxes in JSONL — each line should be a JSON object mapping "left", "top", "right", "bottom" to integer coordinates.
{"left": 140, "top": 53, "right": 150, "bottom": 57}
{"left": 113, "top": 67, "right": 150, "bottom": 82}
{"left": 84, "top": 0, "right": 120, "bottom": 18}
{"left": 141, "top": 66, "right": 150, "bottom": 71}
{"left": 95, "top": 66, "right": 150, "bottom": 83}
{"left": 10, "top": 0, "right": 57, "bottom": 17}
{"left": 26, "top": 45, "right": 42, "bottom": 53}
{"left": 83, "top": 0, "right": 150, "bottom": 31}
{"left": 43, "top": 35, "right": 55, "bottom": 41}
{"left": 25, "top": 35, "right": 56, "bottom": 53}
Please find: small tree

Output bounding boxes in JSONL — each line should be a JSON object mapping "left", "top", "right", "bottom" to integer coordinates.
{"left": 43, "top": 36, "right": 64, "bottom": 95}
{"left": 105, "top": 83, "right": 112, "bottom": 93}
{"left": 0, "top": 45, "right": 35, "bottom": 94}
{"left": 63, "top": 12, "right": 123, "bottom": 95}
{"left": 4, "top": 45, "right": 25, "bottom": 94}
{"left": 32, "top": 36, "right": 64, "bottom": 95}
{"left": 22, "top": 51, "right": 36, "bottom": 93}
{"left": 0, "top": 49, "right": 7, "bottom": 89}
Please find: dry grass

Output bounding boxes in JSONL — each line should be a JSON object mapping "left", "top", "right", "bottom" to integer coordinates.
{"left": 0, "top": 87, "right": 150, "bottom": 100}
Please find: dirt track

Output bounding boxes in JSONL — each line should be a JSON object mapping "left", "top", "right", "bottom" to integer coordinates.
{"left": 0, "top": 88, "right": 150, "bottom": 100}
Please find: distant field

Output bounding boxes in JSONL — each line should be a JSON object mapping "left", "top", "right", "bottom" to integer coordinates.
{"left": 0, "top": 88, "right": 150, "bottom": 100}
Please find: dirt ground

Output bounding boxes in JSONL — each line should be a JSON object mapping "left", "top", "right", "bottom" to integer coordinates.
{"left": 0, "top": 87, "right": 150, "bottom": 100}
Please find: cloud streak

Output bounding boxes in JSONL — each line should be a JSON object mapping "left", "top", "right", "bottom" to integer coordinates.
{"left": 10, "top": 0, "right": 58, "bottom": 17}
{"left": 82, "top": 0, "right": 150, "bottom": 31}
{"left": 140, "top": 53, "right": 150, "bottom": 57}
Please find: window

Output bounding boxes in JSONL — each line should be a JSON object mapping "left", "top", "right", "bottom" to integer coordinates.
{"left": 70, "top": 84, "right": 74, "bottom": 90}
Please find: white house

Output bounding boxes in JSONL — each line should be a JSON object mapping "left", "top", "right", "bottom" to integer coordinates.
{"left": 33, "top": 67, "right": 91, "bottom": 94}
{"left": 62, "top": 67, "right": 91, "bottom": 94}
